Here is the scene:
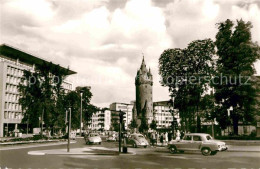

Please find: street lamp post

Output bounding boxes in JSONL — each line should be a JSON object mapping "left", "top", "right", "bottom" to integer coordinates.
{"left": 80, "top": 91, "right": 83, "bottom": 137}
{"left": 67, "top": 107, "right": 71, "bottom": 152}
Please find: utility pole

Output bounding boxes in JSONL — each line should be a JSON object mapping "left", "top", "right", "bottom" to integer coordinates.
{"left": 212, "top": 119, "right": 215, "bottom": 138}
{"left": 41, "top": 108, "right": 44, "bottom": 137}
{"left": 80, "top": 91, "right": 83, "bottom": 137}
{"left": 67, "top": 107, "right": 71, "bottom": 152}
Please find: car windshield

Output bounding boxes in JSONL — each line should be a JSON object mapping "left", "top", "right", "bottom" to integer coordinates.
{"left": 90, "top": 134, "right": 99, "bottom": 137}
{"left": 206, "top": 135, "right": 213, "bottom": 140}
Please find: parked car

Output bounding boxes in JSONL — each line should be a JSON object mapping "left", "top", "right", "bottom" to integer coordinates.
{"left": 168, "top": 133, "right": 228, "bottom": 156}
{"left": 106, "top": 135, "right": 117, "bottom": 142}
{"left": 85, "top": 133, "right": 102, "bottom": 145}
{"left": 127, "top": 133, "right": 149, "bottom": 148}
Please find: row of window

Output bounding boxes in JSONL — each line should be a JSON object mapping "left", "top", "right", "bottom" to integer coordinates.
{"left": 4, "top": 102, "right": 22, "bottom": 111}
{"left": 154, "top": 109, "right": 170, "bottom": 112}
{"left": 7, "top": 66, "right": 24, "bottom": 77}
{"left": 157, "top": 124, "right": 171, "bottom": 128}
{"left": 4, "top": 111, "right": 22, "bottom": 120}
{"left": 156, "top": 120, "right": 172, "bottom": 124}
{"left": 6, "top": 75, "right": 22, "bottom": 85}
{"left": 154, "top": 113, "right": 172, "bottom": 116}
{"left": 5, "top": 84, "right": 19, "bottom": 93}
{"left": 5, "top": 93, "right": 20, "bottom": 102}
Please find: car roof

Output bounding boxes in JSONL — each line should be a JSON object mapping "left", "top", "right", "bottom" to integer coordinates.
{"left": 131, "top": 133, "right": 143, "bottom": 136}
{"left": 185, "top": 133, "right": 210, "bottom": 136}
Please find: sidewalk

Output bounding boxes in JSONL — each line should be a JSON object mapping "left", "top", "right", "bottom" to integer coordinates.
{"left": 28, "top": 147, "right": 134, "bottom": 156}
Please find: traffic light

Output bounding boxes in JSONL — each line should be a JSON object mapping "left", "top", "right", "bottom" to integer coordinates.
{"left": 119, "top": 111, "right": 125, "bottom": 124}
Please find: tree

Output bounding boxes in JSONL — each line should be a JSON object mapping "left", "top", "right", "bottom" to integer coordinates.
{"left": 139, "top": 117, "right": 149, "bottom": 133}
{"left": 150, "top": 119, "right": 157, "bottom": 131}
{"left": 129, "top": 119, "right": 138, "bottom": 132}
{"left": 63, "top": 91, "right": 80, "bottom": 130}
{"left": 19, "top": 61, "right": 69, "bottom": 135}
{"left": 159, "top": 39, "right": 215, "bottom": 132}
{"left": 214, "top": 19, "right": 260, "bottom": 135}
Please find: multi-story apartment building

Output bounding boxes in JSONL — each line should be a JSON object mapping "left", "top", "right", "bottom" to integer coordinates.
{"left": 0, "top": 44, "right": 76, "bottom": 137}
{"left": 153, "top": 101, "right": 179, "bottom": 129}
{"left": 104, "top": 109, "right": 111, "bottom": 130}
{"left": 88, "top": 109, "right": 111, "bottom": 131}
{"left": 110, "top": 102, "right": 133, "bottom": 130}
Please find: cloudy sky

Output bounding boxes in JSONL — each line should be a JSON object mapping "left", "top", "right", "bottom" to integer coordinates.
{"left": 1, "top": 0, "right": 260, "bottom": 108}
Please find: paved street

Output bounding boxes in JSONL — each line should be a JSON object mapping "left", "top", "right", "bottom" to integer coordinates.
{"left": 1, "top": 138, "right": 260, "bottom": 169}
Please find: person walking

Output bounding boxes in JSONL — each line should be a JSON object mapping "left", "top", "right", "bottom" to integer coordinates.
{"left": 151, "top": 132, "right": 156, "bottom": 147}
{"left": 160, "top": 133, "right": 164, "bottom": 145}
{"left": 176, "top": 130, "right": 181, "bottom": 141}
{"left": 165, "top": 132, "right": 168, "bottom": 145}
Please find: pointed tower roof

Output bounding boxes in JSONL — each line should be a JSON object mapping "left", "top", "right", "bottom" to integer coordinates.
{"left": 140, "top": 54, "right": 148, "bottom": 72}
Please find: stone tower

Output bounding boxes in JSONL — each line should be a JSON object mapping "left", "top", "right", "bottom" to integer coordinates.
{"left": 135, "top": 56, "right": 153, "bottom": 124}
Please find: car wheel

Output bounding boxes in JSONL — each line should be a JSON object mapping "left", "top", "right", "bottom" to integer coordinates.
{"left": 210, "top": 151, "right": 217, "bottom": 155}
{"left": 132, "top": 142, "right": 137, "bottom": 148}
{"left": 99, "top": 142, "right": 101, "bottom": 145}
{"left": 144, "top": 146, "right": 147, "bottom": 148}
{"left": 169, "top": 145, "right": 177, "bottom": 154}
{"left": 201, "top": 147, "right": 211, "bottom": 156}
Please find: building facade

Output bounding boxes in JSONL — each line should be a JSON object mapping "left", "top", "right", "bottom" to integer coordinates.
{"left": 153, "top": 101, "right": 179, "bottom": 129}
{"left": 88, "top": 109, "right": 111, "bottom": 131}
{"left": 110, "top": 102, "right": 133, "bottom": 130}
{"left": 135, "top": 57, "right": 153, "bottom": 124}
{"left": 0, "top": 44, "right": 75, "bottom": 137}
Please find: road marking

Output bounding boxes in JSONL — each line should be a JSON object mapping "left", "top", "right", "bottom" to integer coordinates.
{"left": 27, "top": 151, "right": 46, "bottom": 155}
{"left": 162, "top": 155, "right": 202, "bottom": 160}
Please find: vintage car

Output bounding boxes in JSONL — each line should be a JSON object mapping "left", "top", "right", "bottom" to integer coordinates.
{"left": 106, "top": 135, "right": 117, "bottom": 142}
{"left": 168, "top": 133, "right": 228, "bottom": 156}
{"left": 85, "top": 133, "right": 102, "bottom": 145}
{"left": 127, "top": 133, "right": 149, "bottom": 148}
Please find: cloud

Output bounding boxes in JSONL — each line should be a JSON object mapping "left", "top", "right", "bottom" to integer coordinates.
{"left": 0, "top": 0, "right": 259, "bottom": 107}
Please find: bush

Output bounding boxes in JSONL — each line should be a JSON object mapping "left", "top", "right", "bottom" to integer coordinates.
{"left": 215, "top": 135, "right": 260, "bottom": 140}
{"left": 250, "top": 130, "right": 256, "bottom": 137}
{"left": 32, "top": 134, "right": 48, "bottom": 140}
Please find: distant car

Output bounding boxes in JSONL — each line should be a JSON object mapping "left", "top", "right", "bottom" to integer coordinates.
{"left": 168, "top": 133, "right": 228, "bottom": 156}
{"left": 127, "top": 133, "right": 149, "bottom": 148}
{"left": 106, "top": 135, "right": 117, "bottom": 142}
{"left": 70, "top": 131, "right": 76, "bottom": 140}
{"left": 85, "top": 133, "right": 102, "bottom": 145}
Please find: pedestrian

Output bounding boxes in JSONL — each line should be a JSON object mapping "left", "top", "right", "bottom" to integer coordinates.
{"left": 176, "top": 130, "right": 181, "bottom": 141}
{"left": 165, "top": 132, "right": 168, "bottom": 145}
{"left": 160, "top": 133, "right": 164, "bottom": 145}
{"left": 168, "top": 131, "right": 172, "bottom": 141}
{"left": 180, "top": 131, "right": 185, "bottom": 139}
{"left": 151, "top": 132, "right": 156, "bottom": 147}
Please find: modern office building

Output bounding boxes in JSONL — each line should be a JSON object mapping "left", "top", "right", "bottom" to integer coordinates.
{"left": 153, "top": 101, "right": 179, "bottom": 129}
{"left": 110, "top": 102, "right": 134, "bottom": 130}
{"left": 0, "top": 44, "right": 76, "bottom": 137}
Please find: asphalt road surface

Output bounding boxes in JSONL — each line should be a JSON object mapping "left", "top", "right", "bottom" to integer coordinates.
{"left": 1, "top": 138, "right": 259, "bottom": 169}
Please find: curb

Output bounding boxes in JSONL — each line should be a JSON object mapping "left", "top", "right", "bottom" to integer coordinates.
{"left": 0, "top": 139, "right": 68, "bottom": 145}
{"left": 0, "top": 141, "right": 77, "bottom": 151}
{"left": 28, "top": 151, "right": 136, "bottom": 156}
